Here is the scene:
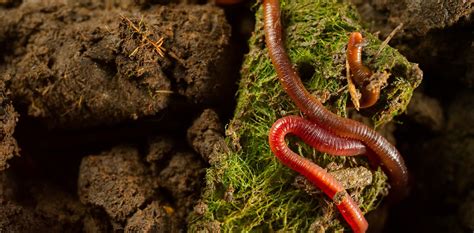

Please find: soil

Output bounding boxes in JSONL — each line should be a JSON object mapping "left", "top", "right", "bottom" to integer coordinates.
{"left": 0, "top": 79, "right": 19, "bottom": 170}
{"left": 0, "top": 1, "right": 232, "bottom": 129}
{"left": 0, "top": 0, "right": 234, "bottom": 232}
{"left": 0, "top": 0, "right": 472, "bottom": 232}
{"left": 351, "top": 1, "right": 474, "bottom": 232}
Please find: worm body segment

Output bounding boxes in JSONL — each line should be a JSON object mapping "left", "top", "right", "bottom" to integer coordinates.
{"left": 263, "top": 0, "right": 408, "bottom": 200}
{"left": 269, "top": 116, "right": 368, "bottom": 233}
{"left": 270, "top": 116, "right": 367, "bottom": 157}
{"left": 346, "top": 32, "right": 380, "bottom": 108}
{"left": 263, "top": 0, "right": 409, "bottom": 231}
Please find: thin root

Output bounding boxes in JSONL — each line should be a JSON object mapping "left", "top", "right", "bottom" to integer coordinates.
{"left": 375, "top": 23, "right": 403, "bottom": 58}
{"left": 121, "top": 15, "right": 166, "bottom": 57}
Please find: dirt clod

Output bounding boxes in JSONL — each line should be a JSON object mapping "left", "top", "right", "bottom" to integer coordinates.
{"left": 0, "top": 173, "right": 87, "bottom": 232}
{"left": 0, "top": 201, "right": 56, "bottom": 233}
{"left": 351, "top": 0, "right": 473, "bottom": 38}
{"left": 159, "top": 151, "right": 206, "bottom": 221}
{"left": 78, "top": 146, "right": 155, "bottom": 222}
{"left": 0, "top": 79, "right": 18, "bottom": 171}
{"left": 0, "top": 2, "right": 231, "bottom": 128}
{"left": 187, "top": 109, "right": 227, "bottom": 164}
{"left": 125, "top": 201, "right": 176, "bottom": 233}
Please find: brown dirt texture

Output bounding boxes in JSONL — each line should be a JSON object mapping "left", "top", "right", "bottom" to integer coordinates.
{"left": 0, "top": 1, "right": 231, "bottom": 128}
{"left": 0, "top": 79, "right": 19, "bottom": 171}
{"left": 0, "top": 0, "right": 231, "bottom": 232}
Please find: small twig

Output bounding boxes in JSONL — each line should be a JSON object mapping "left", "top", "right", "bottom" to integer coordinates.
{"left": 374, "top": 23, "right": 403, "bottom": 58}
{"left": 155, "top": 90, "right": 174, "bottom": 94}
{"left": 346, "top": 58, "right": 361, "bottom": 111}
{"left": 121, "top": 15, "right": 166, "bottom": 57}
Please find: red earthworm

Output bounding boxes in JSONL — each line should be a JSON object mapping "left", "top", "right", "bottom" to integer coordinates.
{"left": 263, "top": 0, "right": 409, "bottom": 231}
{"left": 263, "top": 0, "right": 407, "bottom": 200}
{"left": 269, "top": 116, "right": 368, "bottom": 233}
{"left": 269, "top": 116, "right": 366, "bottom": 157}
{"left": 346, "top": 32, "right": 380, "bottom": 108}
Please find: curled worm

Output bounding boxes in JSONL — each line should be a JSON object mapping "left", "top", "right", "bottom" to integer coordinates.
{"left": 346, "top": 32, "right": 380, "bottom": 109}
{"left": 263, "top": 0, "right": 407, "bottom": 200}
{"left": 269, "top": 115, "right": 368, "bottom": 232}
{"left": 263, "top": 0, "right": 408, "bottom": 231}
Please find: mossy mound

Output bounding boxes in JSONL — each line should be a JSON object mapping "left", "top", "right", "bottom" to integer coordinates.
{"left": 190, "top": 0, "right": 421, "bottom": 231}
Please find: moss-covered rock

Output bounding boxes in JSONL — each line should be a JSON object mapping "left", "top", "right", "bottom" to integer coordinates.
{"left": 190, "top": 0, "right": 421, "bottom": 231}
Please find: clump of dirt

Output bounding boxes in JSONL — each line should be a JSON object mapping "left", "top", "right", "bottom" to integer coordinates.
{"left": 0, "top": 202, "right": 61, "bottom": 232}
{"left": 0, "top": 1, "right": 231, "bottom": 128}
{"left": 187, "top": 108, "right": 227, "bottom": 164}
{"left": 125, "top": 201, "right": 175, "bottom": 232}
{"left": 0, "top": 78, "right": 19, "bottom": 171}
{"left": 0, "top": 1, "right": 234, "bottom": 231}
{"left": 350, "top": 0, "right": 473, "bottom": 38}
{"left": 77, "top": 135, "right": 206, "bottom": 231}
{"left": 78, "top": 146, "right": 156, "bottom": 222}
{"left": 0, "top": 172, "right": 86, "bottom": 232}
{"left": 158, "top": 151, "right": 206, "bottom": 221}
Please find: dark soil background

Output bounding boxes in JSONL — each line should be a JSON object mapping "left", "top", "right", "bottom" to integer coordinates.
{"left": 0, "top": 0, "right": 472, "bottom": 232}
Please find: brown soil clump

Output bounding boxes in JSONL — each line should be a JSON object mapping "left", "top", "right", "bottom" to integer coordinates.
{"left": 187, "top": 109, "right": 227, "bottom": 164}
{"left": 351, "top": 0, "right": 473, "bottom": 38}
{"left": 125, "top": 201, "right": 176, "bottom": 232}
{"left": 0, "top": 0, "right": 233, "bottom": 232}
{"left": 77, "top": 135, "right": 206, "bottom": 231}
{"left": 0, "top": 79, "right": 19, "bottom": 171}
{"left": 0, "top": 172, "right": 86, "bottom": 232}
{"left": 78, "top": 146, "right": 156, "bottom": 222}
{"left": 0, "top": 2, "right": 231, "bottom": 128}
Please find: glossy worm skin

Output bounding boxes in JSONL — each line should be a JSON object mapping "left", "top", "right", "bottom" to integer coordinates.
{"left": 263, "top": 0, "right": 408, "bottom": 201}
{"left": 346, "top": 32, "right": 379, "bottom": 108}
{"left": 270, "top": 116, "right": 366, "bottom": 156}
{"left": 269, "top": 116, "right": 368, "bottom": 233}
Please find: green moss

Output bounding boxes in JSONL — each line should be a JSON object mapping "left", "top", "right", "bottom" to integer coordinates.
{"left": 189, "top": 0, "right": 421, "bottom": 231}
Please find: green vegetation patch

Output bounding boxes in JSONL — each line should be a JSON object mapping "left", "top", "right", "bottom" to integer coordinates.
{"left": 190, "top": 0, "right": 421, "bottom": 231}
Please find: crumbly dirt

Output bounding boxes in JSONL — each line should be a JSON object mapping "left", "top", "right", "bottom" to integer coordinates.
{"left": 350, "top": 0, "right": 473, "bottom": 38}
{"left": 187, "top": 108, "right": 227, "bottom": 164}
{"left": 0, "top": 1, "right": 231, "bottom": 128}
{"left": 1, "top": 1, "right": 229, "bottom": 231}
{"left": 0, "top": 79, "right": 19, "bottom": 171}
{"left": 0, "top": 172, "right": 86, "bottom": 233}
{"left": 78, "top": 146, "right": 156, "bottom": 223}
{"left": 77, "top": 140, "right": 206, "bottom": 231}
{"left": 158, "top": 151, "right": 206, "bottom": 222}
{"left": 125, "top": 201, "right": 177, "bottom": 233}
